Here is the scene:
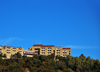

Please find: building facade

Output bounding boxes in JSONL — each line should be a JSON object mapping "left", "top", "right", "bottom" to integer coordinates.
{"left": 0, "top": 46, "right": 23, "bottom": 58}
{"left": 0, "top": 44, "right": 71, "bottom": 58}
{"left": 0, "top": 45, "right": 3, "bottom": 54}
{"left": 29, "top": 44, "right": 71, "bottom": 57}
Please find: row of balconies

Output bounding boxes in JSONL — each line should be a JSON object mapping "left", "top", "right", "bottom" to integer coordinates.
{"left": 6, "top": 51, "right": 22, "bottom": 54}
{"left": 41, "top": 52, "right": 52, "bottom": 55}
{"left": 41, "top": 48, "right": 62, "bottom": 50}
{"left": 41, "top": 50, "right": 68, "bottom": 52}
{"left": 6, "top": 50, "right": 22, "bottom": 52}
{"left": 7, "top": 47, "right": 22, "bottom": 50}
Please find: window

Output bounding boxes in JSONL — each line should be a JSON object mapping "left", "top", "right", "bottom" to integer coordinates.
{"left": 13, "top": 50, "right": 16, "bottom": 52}
{"left": 56, "top": 48, "right": 60, "bottom": 50}
{"left": 63, "top": 50, "right": 66, "bottom": 52}
{"left": 7, "top": 47, "right": 10, "bottom": 49}
{"left": 63, "top": 52, "right": 66, "bottom": 54}
{"left": 13, "top": 48, "right": 16, "bottom": 49}
{"left": 56, "top": 52, "right": 60, "bottom": 54}
{"left": 48, "top": 50, "right": 51, "bottom": 51}
{"left": 7, "top": 52, "right": 10, "bottom": 54}
{"left": 41, "top": 50, "right": 45, "bottom": 51}
{"left": 41, "top": 52, "right": 45, "bottom": 54}
{"left": 63, "top": 55, "right": 66, "bottom": 57}
{"left": 7, "top": 50, "right": 10, "bottom": 51}
{"left": 48, "top": 52, "right": 51, "bottom": 55}
{"left": 42, "top": 48, "right": 45, "bottom": 49}
{"left": 56, "top": 50, "right": 60, "bottom": 51}
{"left": 48, "top": 47, "right": 51, "bottom": 49}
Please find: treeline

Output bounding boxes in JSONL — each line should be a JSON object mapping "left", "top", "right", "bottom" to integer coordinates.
{"left": 0, "top": 53, "right": 100, "bottom": 72}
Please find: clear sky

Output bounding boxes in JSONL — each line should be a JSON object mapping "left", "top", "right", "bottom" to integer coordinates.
{"left": 0, "top": 0, "right": 100, "bottom": 60}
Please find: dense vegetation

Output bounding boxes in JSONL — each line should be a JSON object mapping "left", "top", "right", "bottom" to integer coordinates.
{"left": 0, "top": 53, "right": 100, "bottom": 72}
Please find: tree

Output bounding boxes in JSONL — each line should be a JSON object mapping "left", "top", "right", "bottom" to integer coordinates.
{"left": 67, "top": 68, "right": 74, "bottom": 72}
{"left": 57, "top": 61, "right": 66, "bottom": 70}
{"left": 22, "top": 55, "right": 27, "bottom": 59}
{"left": 3, "top": 54, "right": 6, "bottom": 58}
{"left": 0, "top": 53, "right": 3, "bottom": 57}
{"left": 11, "top": 52, "right": 22, "bottom": 59}
{"left": 47, "top": 53, "right": 55, "bottom": 60}
{"left": 16, "top": 52, "right": 22, "bottom": 58}
{"left": 39, "top": 55, "right": 49, "bottom": 62}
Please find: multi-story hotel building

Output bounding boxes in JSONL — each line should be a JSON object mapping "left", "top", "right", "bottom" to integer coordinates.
{"left": 0, "top": 44, "right": 71, "bottom": 58}
{"left": 29, "top": 44, "right": 71, "bottom": 57}
{"left": 0, "top": 45, "right": 23, "bottom": 58}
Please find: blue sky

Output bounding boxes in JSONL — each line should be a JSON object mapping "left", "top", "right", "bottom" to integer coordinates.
{"left": 0, "top": 0, "right": 100, "bottom": 60}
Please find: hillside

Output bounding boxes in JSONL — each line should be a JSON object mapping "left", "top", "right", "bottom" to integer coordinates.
{"left": 0, "top": 54, "right": 100, "bottom": 72}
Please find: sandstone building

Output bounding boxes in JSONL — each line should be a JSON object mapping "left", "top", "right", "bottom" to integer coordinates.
{"left": 29, "top": 44, "right": 71, "bottom": 57}
{"left": 0, "top": 45, "right": 23, "bottom": 58}
{"left": 0, "top": 44, "right": 71, "bottom": 58}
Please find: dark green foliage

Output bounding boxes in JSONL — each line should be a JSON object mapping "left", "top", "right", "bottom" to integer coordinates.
{"left": 16, "top": 52, "right": 22, "bottom": 58}
{"left": 0, "top": 54, "right": 100, "bottom": 72}
{"left": 47, "top": 53, "right": 55, "bottom": 60}
{"left": 0, "top": 53, "right": 3, "bottom": 57}
{"left": 3, "top": 54, "right": 6, "bottom": 57}
{"left": 11, "top": 52, "right": 22, "bottom": 59}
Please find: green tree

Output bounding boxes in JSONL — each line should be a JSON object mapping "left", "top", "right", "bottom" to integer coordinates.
{"left": 67, "top": 68, "right": 74, "bottom": 72}
{"left": 0, "top": 53, "right": 3, "bottom": 57}
{"left": 3, "top": 54, "right": 6, "bottom": 58}
{"left": 16, "top": 52, "right": 22, "bottom": 58}
{"left": 47, "top": 53, "right": 55, "bottom": 60}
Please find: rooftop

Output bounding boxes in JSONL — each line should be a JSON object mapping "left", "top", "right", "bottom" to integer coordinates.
{"left": 4, "top": 46, "right": 23, "bottom": 48}
{"left": 33, "top": 44, "right": 55, "bottom": 47}
{"left": 63, "top": 48, "right": 71, "bottom": 49}
{"left": 33, "top": 44, "right": 71, "bottom": 49}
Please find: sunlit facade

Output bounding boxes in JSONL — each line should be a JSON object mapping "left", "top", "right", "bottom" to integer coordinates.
{"left": 0, "top": 46, "right": 23, "bottom": 58}
{"left": 0, "top": 44, "right": 71, "bottom": 59}
{"left": 29, "top": 44, "right": 71, "bottom": 57}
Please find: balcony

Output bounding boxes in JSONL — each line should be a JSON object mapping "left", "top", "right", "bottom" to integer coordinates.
{"left": 63, "top": 55, "right": 66, "bottom": 57}
{"left": 13, "top": 48, "right": 16, "bottom": 49}
{"left": 41, "top": 48, "right": 45, "bottom": 50}
{"left": 63, "top": 53, "right": 66, "bottom": 55}
{"left": 19, "top": 49, "right": 22, "bottom": 50}
{"left": 56, "top": 48, "right": 60, "bottom": 50}
{"left": 7, "top": 48, "right": 10, "bottom": 49}
{"left": 13, "top": 50, "right": 16, "bottom": 52}
{"left": 48, "top": 50, "right": 51, "bottom": 52}
{"left": 48, "top": 52, "right": 51, "bottom": 55}
{"left": 56, "top": 52, "right": 60, "bottom": 55}
{"left": 41, "top": 52, "right": 45, "bottom": 54}
{"left": 7, "top": 50, "right": 10, "bottom": 51}
{"left": 7, "top": 52, "right": 10, "bottom": 54}
{"left": 41, "top": 50, "right": 45, "bottom": 52}
{"left": 63, "top": 50, "right": 67, "bottom": 52}
{"left": 48, "top": 47, "right": 51, "bottom": 49}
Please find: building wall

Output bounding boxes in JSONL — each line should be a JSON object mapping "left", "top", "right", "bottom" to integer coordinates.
{"left": 0, "top": 46, "right": 3, "bottom": 54}
{"left": 29, "top": 44, "right": 71, "bottom": 57}
{"left": 0, "top": 44, "right": 71, "bottom": 58}
{"left": 1, "top": 46, "right": 23, "bottom": 58}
